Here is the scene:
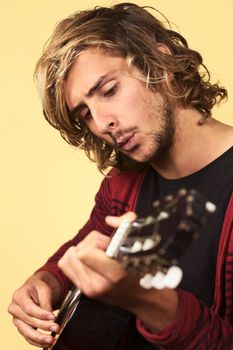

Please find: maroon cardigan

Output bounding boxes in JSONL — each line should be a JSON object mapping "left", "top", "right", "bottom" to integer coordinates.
{"left": 38, "top": 168, "right": 233, "bottom": 349}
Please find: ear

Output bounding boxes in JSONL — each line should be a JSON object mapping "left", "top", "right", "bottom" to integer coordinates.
{"left": 156, "top": 43, "right": 173, "bottom": 84}
{"left": 157, "top": 43, "right": 172, "bottom": 55}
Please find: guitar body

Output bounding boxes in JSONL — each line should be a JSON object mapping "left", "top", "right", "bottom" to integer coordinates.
{"left": 48, "top": 293, "right": 155, "bottom": 350}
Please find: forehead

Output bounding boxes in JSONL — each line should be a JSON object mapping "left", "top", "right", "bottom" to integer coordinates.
{"left": 64, "top": 48, "right": 126, "bottom": 108}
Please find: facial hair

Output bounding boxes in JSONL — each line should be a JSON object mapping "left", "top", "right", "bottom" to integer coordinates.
{"left": 111, "top": 98, "right": 175, "bottom": 166}
{"left": 146, "top": 101, "right": 175, "bottom": 163}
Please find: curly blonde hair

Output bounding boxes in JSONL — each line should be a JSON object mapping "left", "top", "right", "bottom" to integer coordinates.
{"left": 34, "top": 2, "right": 227, "bottom": 172}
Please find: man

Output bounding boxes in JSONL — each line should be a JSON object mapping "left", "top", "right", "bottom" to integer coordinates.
{"left": 8, "top": 3, "right": 233, "bottom": 349}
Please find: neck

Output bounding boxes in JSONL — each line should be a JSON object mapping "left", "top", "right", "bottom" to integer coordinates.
{"left": 150, "top": 108, "right": 233, "bottom": 179}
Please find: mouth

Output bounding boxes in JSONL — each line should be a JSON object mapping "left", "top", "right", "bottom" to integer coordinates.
{"left": 115, "top": 133, "right": 136, "bottom": 152}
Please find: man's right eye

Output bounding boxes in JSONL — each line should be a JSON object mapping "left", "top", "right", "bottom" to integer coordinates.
{"left": 103, "top": 83, "right": 119, "bottom": 97}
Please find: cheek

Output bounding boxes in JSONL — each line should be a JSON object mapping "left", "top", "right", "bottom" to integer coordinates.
{"left": 117, "top": 86, "right": 147, "bottom": 119}
{"left": 124, "top": 83, "right": 143, "bottom": 103}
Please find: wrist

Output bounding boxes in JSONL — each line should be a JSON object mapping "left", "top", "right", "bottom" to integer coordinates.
{"left": 132, "top": 288, "right": 179, "bottom": 333}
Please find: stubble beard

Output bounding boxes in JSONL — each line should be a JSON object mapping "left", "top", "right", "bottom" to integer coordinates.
{"left": 111, "top": 99, "right": 175, "bottom": 166}
{"left": 143, "top": 102, "right": 175, "bottom": 164}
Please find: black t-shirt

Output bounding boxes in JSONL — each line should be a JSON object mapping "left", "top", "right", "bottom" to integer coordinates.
{"left": 136, "top": 146, "right": 233, "bottom": 307}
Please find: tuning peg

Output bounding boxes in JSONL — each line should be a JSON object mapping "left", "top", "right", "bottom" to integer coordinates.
{"left": 140, "top": 271, "right": 166, "bottom": 290}
{"left": 152, "top": 200, "right": 160, "bottom": 208}
{"left": 151, "top": 271, "right": 167, "bottom": 289}
{"left": 131, "top": 240, "right": 143, "bottom": 253}
{"left": 139, "top": 272, "right": 167, "bottom": 289}
{"left": 158, "top": 211, "right": 169, "bottom": 220}
{"left": 142, "top": 238, "right": 155, "bottom": 251}
{"left": 164, "top": 194, "right": 174, "bottom": 202}
{"left": 139, "top": 266, "right": 183, "bottom": 290}
{"left": 205, "top": 201, "right": 216, "bottom": 213}
{"left": 178, "top": 188, "right": 188, "bottom": 196}
{"left": 163, "top": 266, "right": 183, "bottom": 289}
{"left": 139, "top": 273, "right": 154, "bottom": 289}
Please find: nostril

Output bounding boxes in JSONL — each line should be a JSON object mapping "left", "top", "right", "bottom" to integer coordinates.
{"left": 108, "top": 121, "right": 115, "bottom": 128}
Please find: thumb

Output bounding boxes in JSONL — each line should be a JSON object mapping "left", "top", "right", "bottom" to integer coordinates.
{"left": 105, "top": 211, "right": 137, "bottom": 229}
{"left": 36, "top": 283, "right": 54, "bottom": 313}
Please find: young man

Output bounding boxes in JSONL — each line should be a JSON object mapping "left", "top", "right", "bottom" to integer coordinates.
{"left": 8, "top": 3, "right": 233, "bottom": 349}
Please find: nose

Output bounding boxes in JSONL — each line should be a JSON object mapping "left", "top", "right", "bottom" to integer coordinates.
{"left": 91, "top": 105, "right": 118, "bottom": 134}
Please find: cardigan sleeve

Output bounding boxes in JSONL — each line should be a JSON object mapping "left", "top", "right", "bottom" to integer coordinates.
{"left": 137, "top": 289, "right": 233, "bottom": 349}
{"left": 137, "top": 192, "right": 233, "bottom": 349}
{"left": 35, "top": 167, "right": 146, "bottom": 300}
{"left": 36, "top": 172, "right": 114, "bottom": 301}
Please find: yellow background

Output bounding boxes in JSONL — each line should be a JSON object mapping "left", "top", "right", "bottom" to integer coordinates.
{"left": 1, "top": 0, "right": 232, "bottom": 349}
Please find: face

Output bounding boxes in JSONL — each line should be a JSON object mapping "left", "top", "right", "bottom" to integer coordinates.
{"left": 65, "top": 48, "right": 174, "bottom": 165}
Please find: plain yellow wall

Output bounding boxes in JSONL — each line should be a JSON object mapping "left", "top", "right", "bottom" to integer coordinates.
{"left": 1, "top": 1, "right": 232, "bottom": 349}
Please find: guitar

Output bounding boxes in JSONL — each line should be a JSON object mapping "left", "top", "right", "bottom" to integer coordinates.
{"left": 45, "top": 188, "right": 216, "bottom": 350}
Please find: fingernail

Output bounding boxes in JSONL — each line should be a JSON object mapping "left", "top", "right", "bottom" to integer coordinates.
{"left": 47, "top": 313, "right": 54, "bottom": 320}
{"left": 44, "top": 337, "right": 52, "bottom": 344}
{"left": 50, "top": 324, "right": 59, "bottom": 332}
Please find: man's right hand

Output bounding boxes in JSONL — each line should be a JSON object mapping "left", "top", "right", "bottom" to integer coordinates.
{"left": 8, "top": 272, "right": 60, "bottom": 348}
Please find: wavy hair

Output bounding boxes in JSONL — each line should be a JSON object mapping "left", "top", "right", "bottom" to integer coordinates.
{"left": 34, "top": 2, "right": 227, "bottom": 172}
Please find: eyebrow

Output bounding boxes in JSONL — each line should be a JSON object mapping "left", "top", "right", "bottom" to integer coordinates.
{"left": 69, "top": 71, "right": 116, "bottom": 116}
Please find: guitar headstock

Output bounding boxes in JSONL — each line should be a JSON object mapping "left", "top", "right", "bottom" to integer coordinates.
{"left": 106, "top": 188, "right": 216, "bottom": 289}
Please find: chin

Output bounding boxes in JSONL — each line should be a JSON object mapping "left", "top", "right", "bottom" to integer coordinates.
{"left": 124, "top": 144, "right": 158, "bottom": 163}
{"left": 129, "top": 152, "right": 152, "bottom": 163}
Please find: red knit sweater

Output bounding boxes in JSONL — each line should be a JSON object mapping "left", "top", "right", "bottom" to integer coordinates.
{"left": 38, "top": 168, "right": 233, "bottom": 349}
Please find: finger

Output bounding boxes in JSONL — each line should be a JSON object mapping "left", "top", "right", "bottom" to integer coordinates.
{"left": 105, "top": 211, "right": 137, "bottom": 228}
{"left": 9, "top": 303, "right": 58, "bottom": 332}
{"left": 8, "top": 286, "right": 54, "bottom": 320}
{"left": 76, "top": 231, "right": 111, "bottom": 251}
{"left": 13, "top": 318, "right": 54, "bottom": 348}
{"left": 24, "top": 281, "right": 54, "bottom": 315}
{"left": 11, "top": 293, "right": 54, "bottom": 321}
{"left": 58, "top": 247, "right": 113, "bottom": 297}
{"left": 58, "top": 247, "right": 92, "bottom": 289}
{"left": 76, "top": 246, "right": 126, "bottom": 282}
{"left": 35, "top": 284, "right": 54, "bottom": 314}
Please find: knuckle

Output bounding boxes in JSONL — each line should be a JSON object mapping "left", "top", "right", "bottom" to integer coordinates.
{"left": 82, "top": 283, "right": 99, "bottom": 298}
{"left": 111, "top": 270, "right": 126, "bottom": 284}
{"left": 110, "top": 274, "right": 121, "bottom": 284}
{"left": 11, "top": 289, "right": 21, "bottom": 303}
{"left": 88, "top": 230, "right": 101, "bottom": 242}
{"left": 13, "top": 320, "right": 25, "bottom": 336}
{"left": 23, "top": 302, "right": 34, "bottom": 314}
{"left": 12, "top": 285, "right": 31, "bottom": 304}
{"left": 12, "top": 316, "right": 19, "bottom": 328}
{"left": 66, "top": 246, "right": 76, "bottom": 258}
{"left": 59, "top": 246, "right": 75, "bottom": 265}
{"left": 75, "top": 248, "right": 85, "bottom": 260}
{"left": 85, "top": 286, "right": 100, "bottom": 299}
{"left": 88, "top": 230, "right": 98, "bottom": 238}
{"left": 7, "top": 303, "right": 14, "bottom": 315}
{"left": 84, "top": 282, "right": 108, "bottom": 298}
{"left": 85, "top": 288, "right": 95, "bottom": 298}
{"left": 26, "top": 334, "right": 44, "bottom": 348}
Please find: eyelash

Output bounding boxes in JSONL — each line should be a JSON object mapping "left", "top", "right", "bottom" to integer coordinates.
{"left": 103, "top": 83, "right": 118, "bottom": 97}
{"left": 79, "top": 83, "right": 119, "bottom": 121}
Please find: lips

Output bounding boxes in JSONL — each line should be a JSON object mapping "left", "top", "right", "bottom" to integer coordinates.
{"left": 116, "top": 133, "right": 135, "bottom": 151}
